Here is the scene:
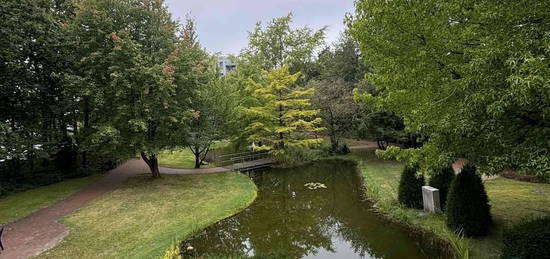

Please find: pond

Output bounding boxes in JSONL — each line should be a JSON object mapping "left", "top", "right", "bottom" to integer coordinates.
{"left": 182, "top": 159, "right": 437, "bottom": 258}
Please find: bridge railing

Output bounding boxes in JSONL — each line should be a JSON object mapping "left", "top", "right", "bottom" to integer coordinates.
{"left": 215, "top": 150, "right": 270, "bottom": 167}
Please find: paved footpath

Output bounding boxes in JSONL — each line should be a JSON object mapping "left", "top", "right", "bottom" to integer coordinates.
{"left": 0, "top": 159, "right": 234, "bottom": 259}
{"left": 3, "top": 143, "right": 474, "bottom": 259}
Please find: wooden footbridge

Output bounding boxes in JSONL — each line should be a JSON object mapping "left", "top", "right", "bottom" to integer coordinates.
{"left": 215, "top": 151, "right": 273, "bottom": 172}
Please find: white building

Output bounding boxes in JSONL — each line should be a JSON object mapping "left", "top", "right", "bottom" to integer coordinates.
{"left": 218, "top": 56, "right": 236, "bottom": 76}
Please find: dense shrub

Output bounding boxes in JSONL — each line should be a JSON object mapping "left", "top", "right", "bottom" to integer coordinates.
{"left": 501, "top": 216, "right": 550, "bottom": 259}
{"left": 429, "top": 165, "right": 455, "bottom": 210}
{"left": 397, "top": 164, "right": 425, "bottom": 209}
{"left": 272, "top": 146, "right": 325, "bottom": 167}
{"left": 446, "top": 163, "right": 492, "bottom": 236}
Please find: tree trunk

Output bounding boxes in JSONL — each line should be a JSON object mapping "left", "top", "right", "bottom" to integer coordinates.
{"left": 82, "top": 98, "right": 90, "bottom": 168}
{"left": 278, "top": 93, "right": 285, "bottom": 149}
{"left": 194, "top": 152, "right": 201, "bottom": 169}
{"left": 377, "top": 140, "right": 389, "bottom": 150}
{"left": 330, "top": 134, "right": 338, "bottom": 152}
{"left": 141, "top": 152, "right": 160, "bottom": 178}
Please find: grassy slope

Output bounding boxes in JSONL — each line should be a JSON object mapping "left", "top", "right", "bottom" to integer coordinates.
{"left": 0, "top": 175, "right": 101, "bottom": 224}
{"left": 39, "top": 172, "right": 257, "bottom": 259}
{"left": 345, "top": 149, "right": 550, "bottom": 259}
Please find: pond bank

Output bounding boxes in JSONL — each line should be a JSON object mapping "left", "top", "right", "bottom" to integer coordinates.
{"left": 36, "top": 172, "right": 257, "bottom": 259}
{"left": 343, "top": 149, "right": 550, "bottom": 259}
{"left": 180, "top": 159, "right": 440, "bottom": 258}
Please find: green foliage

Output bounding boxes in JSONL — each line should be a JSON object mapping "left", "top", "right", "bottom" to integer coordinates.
{"left": 241, "top": 13, "right": 326, "bottom": 72}
{"left": 168, "top": 18, "right": 224, "bottom": 168}
{"left": 244, "top": 66, "right": 323, "bottom": 150}
{"left": 501, "top": 216, "right": 550, "bottom": 259}
{"left": 397, "top": 164, "right": 425, "bottom": 209}
{"left": 160, "top": 241, "right": 182, "bottom": 259}
{"left": 429, "top": 166, "right": 455, "bottom": 211}
{"left": 310, "top": 79, "right": 359, "bottom": 151}
{"left": 446, "top": 163, "right": 492, "bottom": 237}
{"left": 349, "top": 0, "right": 550, "bottom": 177}
{"left": 360, "top": 111, "right": 404, "bottom": 150}
{"left": 271, "top": 147, "right": 325, "bottom": 168}
{"left": 315, "top": 34, "right": 368, "bottom": 84}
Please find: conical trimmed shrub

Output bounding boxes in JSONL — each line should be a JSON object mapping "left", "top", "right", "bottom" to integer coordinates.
{"left": 429, "top": 165, "right": 455, "bottom": 211}
{"left": 398, "top": 164, "right": 425, "bottom": 209}
{"left": 446, "top": 163, "right": 492, "bottom": 236}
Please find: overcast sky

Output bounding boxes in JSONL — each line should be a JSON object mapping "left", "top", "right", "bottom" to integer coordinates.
{"left": 164, "top": 0, "right": 355, "bottom": 55}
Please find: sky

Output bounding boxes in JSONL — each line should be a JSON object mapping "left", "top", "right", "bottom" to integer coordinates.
{"left": 164, "top": 0, "right": 355, "bottom": 55}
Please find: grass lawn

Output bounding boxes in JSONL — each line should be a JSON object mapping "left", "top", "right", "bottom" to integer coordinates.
{"left": 320, "top": 137, "right": 364, "bottom": 147}
{"left": 344, "top": 149, "right": 550, "bottom": 259}
{"left": 158, "top": 141, "right": 232, "bottom": 169}
{"left": 0, "top": 175, "right": 101, "bottom": 224}
{"left": 39, "top": 172, "right": 257, "bottom": 259}
{"left": 157, "top": 148, "right": 209, "bottom": 169}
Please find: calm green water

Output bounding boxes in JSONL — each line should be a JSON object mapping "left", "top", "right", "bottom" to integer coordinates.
{"left": 182, "top": 160, "right": 435, "bottom": 258}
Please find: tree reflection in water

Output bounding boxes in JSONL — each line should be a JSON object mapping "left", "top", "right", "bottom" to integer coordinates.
{"left": 183, "top": 160, "right": 436, "bottom": 258}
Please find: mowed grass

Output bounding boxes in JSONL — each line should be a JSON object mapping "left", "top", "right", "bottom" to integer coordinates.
{"left": 0, "top": 175, "right": 101, "bottom": 224}
{"left": 39, "top": 172, "right": 257, "bottom": 259}
{"left": 344, "top": 149, "right": 550, "bottom": 259}
{"left": 157, "top": 148, "right": 206, "bottom": 169}
{"left": 158, "top": 142, "right": 231, "bottom": 169}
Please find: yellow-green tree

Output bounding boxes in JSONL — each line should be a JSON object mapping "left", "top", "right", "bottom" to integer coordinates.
{"left": 245, "top": 66, "right": 323, "bottom": 150}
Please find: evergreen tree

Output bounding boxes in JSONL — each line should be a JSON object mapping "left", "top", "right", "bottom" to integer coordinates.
{"left": 245, "top": 66, "right": 323, "bottom": 150}
{"left": 446, "top": 163, "right": 492, "bottom": 236}
{"left": 428, "top": 166, "right": 455, "bottom": 210}
{"left": 397, "top": 164, "right": 425, "bottom": 209}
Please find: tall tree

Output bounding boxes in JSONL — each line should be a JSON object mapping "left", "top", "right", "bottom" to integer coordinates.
{"left": 168, "top": 17, "right": 224, "bottom": 168}
{"left": 0, "top": 0, "right": 78, "bottom": 181}
{"left": 68, "top": 0, "right": 180, "bottom": 177}
{"left": 310, "top": 79, "right": 359, "bottom": 151}
{"left": 240, "top": 13, "right": 326, "bottom": 74}
{"left": 315, "top": 34, "right": 368, "bottom": 84}
{"left": 349, "top": 0, "right": 550, "bottom": 176}
{"left": 245, "top": 66, "right": 323, "bottom": 150}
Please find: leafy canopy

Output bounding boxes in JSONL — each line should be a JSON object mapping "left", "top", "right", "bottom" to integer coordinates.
{"left": 349, "top": 0, "right": 550, "bottom": 176}
{"left": 245, "top": 66, "right": 323, "bottom": 150}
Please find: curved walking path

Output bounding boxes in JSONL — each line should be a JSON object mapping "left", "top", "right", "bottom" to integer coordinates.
{"left": 0, "top": 159, "right": 238, "bottom": 259}
{"left": 0, "top": 144, "right": 366, "bottom": 259}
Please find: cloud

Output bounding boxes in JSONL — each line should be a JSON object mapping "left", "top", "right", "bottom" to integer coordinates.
{"left": 165, "top": 0, "right": 354, "bottom": 54}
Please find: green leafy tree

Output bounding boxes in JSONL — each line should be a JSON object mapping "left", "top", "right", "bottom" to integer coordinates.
{"left": 245, "top": 66, "right": 323, "bottom": 150}
{"left": 68, "top": 0, "right": 180, "bottom": 177}
{"left": 168, "top": 17, "right": 228, "bottom": 168}
{"left": 0, "top": 0, "right": 79, "bottom": 184}
{"left": 310, "top": 79, "right": 359, "bottom": 151}
{"left": 360, "top": 111, "right": 405, "bottom": 150}
{"left": 315, "top": 34, "right": 368, "bottom": 84}
{"left": 241, "top": 13, "right": 326, "bottom": 74}
{"left": 349, "top": 0, "right": 550, "bottom": 177}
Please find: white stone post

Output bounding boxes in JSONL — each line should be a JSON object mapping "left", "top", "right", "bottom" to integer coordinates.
{"left": 422, "top": 186, "right": 441, "bottom": 213}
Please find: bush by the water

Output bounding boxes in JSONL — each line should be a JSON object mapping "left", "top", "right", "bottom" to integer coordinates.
{"left": 501, "top": 216, "right": 550, "bottom": 259}
{"left": 397, "top": 164, "right": 425, "bottom": 209}
{"left": 429, "top": 165, "right": 455, "bottom": 210}
{"left": 446, "top": 163, "right": 491, "bottom": 236}
{"left": 272, "top": 146, "right": 325, "bottom": 167}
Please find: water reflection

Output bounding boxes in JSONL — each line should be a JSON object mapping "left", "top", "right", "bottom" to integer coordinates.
{"left": 183, "top": 160, "right": 432, "bottom": 258}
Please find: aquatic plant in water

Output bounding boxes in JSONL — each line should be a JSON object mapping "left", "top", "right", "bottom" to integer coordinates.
{"left": 304, "top": 182, "right": 327, "bottom": 190}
